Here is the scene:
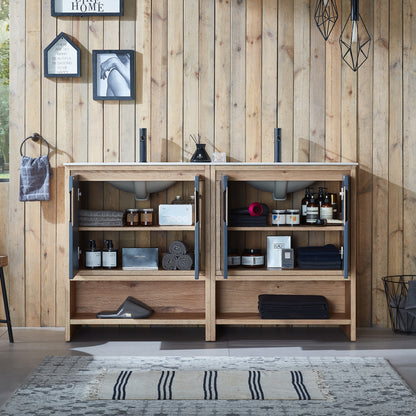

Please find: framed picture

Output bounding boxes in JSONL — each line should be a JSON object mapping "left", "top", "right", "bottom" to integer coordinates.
{"left": 92, "top": 50, "right": 134, "bottom": 101}
{"left": 51, "top": 0, "right": 123, "bottom": 16}
{"left": 44, "top": 33, "right": 81, "bottom": 78}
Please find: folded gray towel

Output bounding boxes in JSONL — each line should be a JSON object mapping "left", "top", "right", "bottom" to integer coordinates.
{"left": 177, "top": 254, "right": 193, "bottom": 270}
{"left": 161, "top": 253, "right": 178, "bottom": 270}
{"left": 19, "top": 155, "right": 52, "bottom": 201}
{"left": 169, "top": 240, "right": 187, "bottom": 256}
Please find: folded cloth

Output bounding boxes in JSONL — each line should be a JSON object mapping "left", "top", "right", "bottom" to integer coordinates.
{"left": 296, "top": 244, "right": 340, "bottom": 258}
{"left": 19, "top": 155, "right": 53, "bottom": 201}
{"left": 258, "top": 294, "right": 330, "bottom": 319}
{"left": 169, "top": 240, "right": 187, "bottom": 256}
{"left": 161, "top": 253, "right": 178, "bottom": 270}
{"left": 296, "top": 260, "right": 341, "bottom": 270}
{"left": 228, "top": 214, "right": 267, "bottom": 227}
{"left": 177, "top": 254, "right": 193, "bottom": 270}
{"left": 79, "top": 210, "right": 124, "bottom": 218}
{"left": 79, "top": 220, "right": 125, "bottom": 227}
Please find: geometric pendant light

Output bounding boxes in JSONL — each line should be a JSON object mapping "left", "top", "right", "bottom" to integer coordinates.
{"left": 314, "top": 0, "right": 338, "bottom": 41}
{"left": 339, "top": 0, "right": 371, "bottom": 71}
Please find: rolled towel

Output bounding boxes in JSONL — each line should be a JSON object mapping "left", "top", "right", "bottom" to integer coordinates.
{"left": 169, "top": 240, "right": 187, "bottom": 256}
{"left": 177, "top": 254, "right": 193, "bottom": 270}
{"left": 162, "top": 253, "right": 178, "bottom": 270}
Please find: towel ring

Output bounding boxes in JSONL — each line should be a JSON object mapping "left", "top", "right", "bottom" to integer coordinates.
{"left": 20, "top": 133, "right": 50, "bottom": 157}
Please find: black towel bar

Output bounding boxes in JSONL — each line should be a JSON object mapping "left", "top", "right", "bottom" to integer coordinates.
{"left": 20, "top": 133, "right": 50, "bottom": 157}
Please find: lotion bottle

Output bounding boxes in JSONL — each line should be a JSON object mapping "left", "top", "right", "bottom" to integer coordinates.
{"left": 85, "top": 240, "right": 101, "bottom": 269}
{"left": 102, "top": 240, "right": 117, "bottom": 269}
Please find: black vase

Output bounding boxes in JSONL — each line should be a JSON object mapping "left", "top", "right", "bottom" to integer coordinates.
{"left": 190, "top": 143, "right": 211, "bottom": 163}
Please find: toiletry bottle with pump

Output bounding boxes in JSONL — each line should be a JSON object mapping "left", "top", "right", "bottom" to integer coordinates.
{"left": 301, "top": 187, "right": 311, "bottom": 225}
{"left": 85, "top": 240, "right": 101, "bottom": 269}
{"left": 320, "top": 193, "right": 333, "bottom": 220}
{"left": 306, "top": 193, "right": 319, "bottom": 224}
{"left": 102, "top": 240, "right": 117, "bottom": 269}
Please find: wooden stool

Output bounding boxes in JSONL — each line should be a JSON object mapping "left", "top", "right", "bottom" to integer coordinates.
{"left": 0, "top": 256, "right": 13, "bottom": 343}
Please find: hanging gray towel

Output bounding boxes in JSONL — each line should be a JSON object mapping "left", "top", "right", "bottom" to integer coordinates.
{"left": 19, "top": 155, "right": 53, "bottom": 201}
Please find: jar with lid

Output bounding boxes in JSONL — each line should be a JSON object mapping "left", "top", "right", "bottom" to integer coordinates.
{"left": 125, "top": 209, "right": 139, "bottom": 226}
{"left": 286, "top": 209, "right": 300, "bottom": 226}
{"left": 272, "top": 209, "right": 286, "bottom": 226}
{"left": 227, "top": 249, "right": 241, "bottom": 267}
{"left": 140, "top": 208, "right": 154, "bottom": 226}
{"left": 241, "top": 249, "right": 264, "bottom": 268}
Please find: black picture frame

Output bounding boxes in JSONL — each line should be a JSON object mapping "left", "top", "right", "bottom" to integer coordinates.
{"left": 44, "top": 32, "right": 81, "bottom": 78}
{"left": 92, "top": 50, "right": 135, "bottom": 101}
{"left": 51, "top": 0, "right": 123, "bottom": 16}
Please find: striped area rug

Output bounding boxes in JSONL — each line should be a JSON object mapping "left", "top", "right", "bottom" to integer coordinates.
{"left": 91, "top": 369, "right": 325, "bottom": 400}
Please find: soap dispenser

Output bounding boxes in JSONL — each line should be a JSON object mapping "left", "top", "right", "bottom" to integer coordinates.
{"left": 102, "top": 240, "right": 117, "bottom": 269}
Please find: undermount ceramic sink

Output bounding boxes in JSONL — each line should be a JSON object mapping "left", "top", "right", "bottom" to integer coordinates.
{"left": 247, "top": 181, "right": 314, "bottom": 200}
{"left": 109, "top": 181, "right": 176, "bottom": 201}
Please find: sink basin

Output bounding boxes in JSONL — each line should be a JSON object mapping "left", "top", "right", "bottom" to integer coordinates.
{"left": 247, "top": 181, "right": 314, "bottom": 200}
{"left": 109, "top": 181, "right": 176, "bottom": 201}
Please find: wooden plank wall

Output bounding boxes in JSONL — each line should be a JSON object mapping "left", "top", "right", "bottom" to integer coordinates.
{"left": 4, "top": 0, "right": 415, "bottom": 328}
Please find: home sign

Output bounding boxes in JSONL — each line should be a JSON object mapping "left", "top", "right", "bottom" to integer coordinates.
{"left": 51, "top": 0, "right": 123, "bottom": 16}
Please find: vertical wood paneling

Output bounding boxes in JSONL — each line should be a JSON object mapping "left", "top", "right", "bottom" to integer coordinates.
{"left": 167, "top": 0, "right": 183, "bottom": 162}
{"left": 7, "top": 1, "right": 415, "bottom": 329}
{"left": 278, "top": 0, "right": 294, "bottom": 162}
{"left": 88, "top": 17, "right": 104, "bottom": 162}
{"left": 151, "top": 0, "right": 168, "bottom": 162}
{"left": 40, "top": 0, "right": 57, "bottom": 327}
{"left": 230, "top": 0, "right": 246, "bottom": 162}
{"left": 215, "top": 0, "right": 231, "bottom": 154}
{"left": 136, "top": 0, "right": 151, "bottom": 162}
{"left": 388, "top": 0, "right": 403, "bottom": 277}
{"left": 372, "top": 0, "right": 389, "bottom": 326}
{"left": 293, "top": 0, "right": 310, "bottom": 163}
{"left": 103, "top": 17, "right": 120, "bottom": 163}
{"left": 403, "top": 0, "right": 416, "bottom": 275}
{"left": 246, "top": 0, "right": 262, "bottom": 162}
{"left": 184, "top": 0, "right": 199, "bottom": 162}
{"left": 325, "top": 0, "right": 341, "bottom": 162}
{"left": 261, "top": 0, "right": 277, "bottom": 162}
{"left": 25, "top": 1, "right": 42, "bottom": 327}
{"left": 199, "top": 0, "right": 215, "bottom": 159}
{"left": 120, "top": 0, "right": 136, "bottom": 162}
{"left": 356, "top": 0, "right": 373, "bottom": 326}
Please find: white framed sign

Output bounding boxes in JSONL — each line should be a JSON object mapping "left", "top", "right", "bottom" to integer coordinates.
{"left": 44, "top": 33, "right": 80, "bottom": 78}
{"left": 51, "top": 0, "right": 123, "bottom": 16}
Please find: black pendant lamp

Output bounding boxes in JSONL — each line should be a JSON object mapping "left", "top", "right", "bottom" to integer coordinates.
{"left": 314, "top": 0, "right": 338, "bottom": 41}
{"left": 339, "top": 0, "right": 371, "bottom": 71}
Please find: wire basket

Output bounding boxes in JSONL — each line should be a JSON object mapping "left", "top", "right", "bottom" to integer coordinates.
{"left": 382, "top": 275, "right": 416, "bottom": 334}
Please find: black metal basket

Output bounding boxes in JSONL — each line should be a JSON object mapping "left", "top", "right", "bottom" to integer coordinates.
{"left": 382, "top": 275, "right": 416, "bottom": 334}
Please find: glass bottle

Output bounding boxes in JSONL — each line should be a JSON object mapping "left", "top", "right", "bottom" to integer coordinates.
{"left": 306, "top": 193, "right": 319, "bottom": 224}
{"left": 301, "top": 187, "right": 311, "bottom": 225}
{"left": 320, "top": 193, "right": 333, "bottom": 220}
{"left": 102, "top": 240, "right": 117, "bottom": 269}
{"left": 85, "top": 240, "right": 101, "bottom": 269}
{"left": 317, "top": 187, "right": 325, "bottom": 212}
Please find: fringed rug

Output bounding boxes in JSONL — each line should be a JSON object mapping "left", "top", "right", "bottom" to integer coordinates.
{"left": 1, "top": 356, "right": 415, "bottom": 416}
{"left": 91, "top": 369, "right": 325, "bottom": 400}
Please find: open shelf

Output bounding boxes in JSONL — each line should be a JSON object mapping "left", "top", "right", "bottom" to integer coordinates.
{"left": 70, "top": 312, "right": 206, "bottom": 325}
{"left": 79, "top": 225, "right": 196, "bottom": 232}
{"left": 73, "top": 269, "right": 205, "bottom": 281}
{"left": 228, "top": 225, "right": 344, "bottom": 232}
{"left": 215, "top": 312, "right": 351, "bottom": 325}
{"left": 216, "top": 268, "right": 348, "bottom": 280}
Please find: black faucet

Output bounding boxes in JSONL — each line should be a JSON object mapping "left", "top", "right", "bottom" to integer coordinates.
{"left": 274, "top": 128, "right": 281, "bottom": 163}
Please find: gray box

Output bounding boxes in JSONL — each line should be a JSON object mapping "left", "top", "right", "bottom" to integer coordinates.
{"left": 281, "top": 248, "right": 294, "bottom": 269}
{"left": 122, "top": 248, "right": 159, "bottom": 270}
{"left": 267, "top": 236, "right": 291, "bottom": 268}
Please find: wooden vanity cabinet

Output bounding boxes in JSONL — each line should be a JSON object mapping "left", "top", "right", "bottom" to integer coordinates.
{"left": 64, "top": 163, "right": 211, "bottom": 341}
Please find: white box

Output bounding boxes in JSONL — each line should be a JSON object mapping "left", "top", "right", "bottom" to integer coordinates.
{"left": 267, "top": 236, "right": 291, "bottom": 268}
{"left": 158, "top": 204, "right": 193, "bottom": 225}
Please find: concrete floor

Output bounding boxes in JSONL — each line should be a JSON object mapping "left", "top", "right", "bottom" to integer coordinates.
{"left": 1, "top": 326, "right": 416, "bottom": 407}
